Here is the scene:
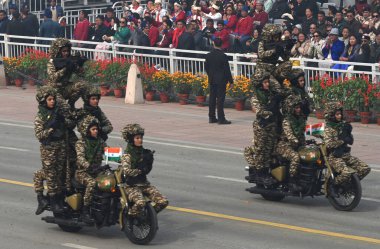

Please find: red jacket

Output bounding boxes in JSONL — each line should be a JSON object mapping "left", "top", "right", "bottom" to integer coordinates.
{"left": 73, "top": 18, "right": 90, "bottom": 41}
{"left": 172, "top": 11, "right": 186, "bottom": 22}
{"left": 252, "top": 11, "right": 268, "bottom": 30}
{"left": 148, "top": 26, "right": 159, "bottom": 47}
{"left": 225, "top": 15, "right": 237, "bottom": 32}
{"left": 172, "top": 27, "right": 185, "bottom": 48}
{"left": 214, "top": 28, "right": 230, "bottom": 50}
{"left": 158, "top": 29, "right": 173, "bottom": 48}
{"left": 235, "top": 16, "right": 253, "bottom": 36}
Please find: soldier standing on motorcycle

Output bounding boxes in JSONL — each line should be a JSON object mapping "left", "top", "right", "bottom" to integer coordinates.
{"left": 120, "top": 124, "right": 168, "bottom": 217}
{"left": 245, "top": 70, "right": 282, "bottom": 184}
{"left": 33, "top": 86, "right": 70, "bottom": 215}
{"left": 76, "top": 86, "right": 113, "bottom": 141}
{"left": 75, "top": 116, "right": 108, "bottom": 223}
{"left": 275, "top": 95, "right": 306, "bottom": 192}
{"left": 323, "top": 102, "right": 371, "bottom": 185}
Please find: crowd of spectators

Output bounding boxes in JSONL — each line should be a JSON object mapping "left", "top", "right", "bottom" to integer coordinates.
{"left": 1, "top": 0, "right": 380, "bottom": 65}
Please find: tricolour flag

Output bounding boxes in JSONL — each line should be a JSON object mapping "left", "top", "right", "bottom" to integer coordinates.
{"left": 305, "top": 123, "right": 325, "bottom": 136}
{"left": 104, "top": 147, "right": 123, "bottom": 163}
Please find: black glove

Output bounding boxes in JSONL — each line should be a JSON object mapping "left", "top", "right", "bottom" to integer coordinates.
{"left": 99, "top": 164, "right": 111, "bottom": 172}
{"left": 137, "top": 149, "right": 154, "bottom": 175}
{"left": 332, "top": 145, "right": 347, "bottom": 158}
{"left": 266, "top": 94, "right": 282, "bottom": 113}
{"left": 343, "top": 135, "right": 354, "bottom": 145}
{"left": 89, "top": 165, "right": 100, "bottom": 175}
{"left": 66, "top": 59, "right": 76, "bottom": 72}
{"left": 306, "top": 139, "right": 316, "bottom": 145}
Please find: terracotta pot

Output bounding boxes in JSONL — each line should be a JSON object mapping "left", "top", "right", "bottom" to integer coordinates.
{"left": 195, "top": 95, "right": 206, "bottom": 107}
{"left": 344, "top": 110, "right": 357, "bottom": 123}
{"left": 315, "top": 109, "right": 324, "bottom": 119}
{"left": 145, "top": 90, "right": 156, "bottom": 101}
{"left": 5, "top": 76, "right": 11, "bottom": 86}
{"left": 377, "top": 114, "right": 380, "bottom": 126}
{"left": 159, "top": 92, "right": 169, "bottom": 103}
{"left": 14, "top": 78, "right": 23, "bottom": 87}
{"left": 234, "top": 99, "right": 245, "bottom": 111}
{"left": 360, "top": 111, "right": 371, "bottom": 124}
{"left": 27, "top": 75, "right": 38, "bottom": 86}
{"left": 100, "top": 85, "right": 110, "bottom": 96}
{"left": 113, "top": 88, "right": 124, "bottom": 98}
{"left": 177, "top": 93, "right": 189, "bottom": 105}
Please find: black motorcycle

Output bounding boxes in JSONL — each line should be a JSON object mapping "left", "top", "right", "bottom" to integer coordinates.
{"left": 245, "top": 138, "right": 362, "bottom": 211}
{"left": 41, "top": 165, "right": 158, "bottom": 245}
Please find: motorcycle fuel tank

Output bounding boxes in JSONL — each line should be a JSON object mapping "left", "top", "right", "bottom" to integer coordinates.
{"left": 299, "top": 145, "right": 321, "bottom": 163}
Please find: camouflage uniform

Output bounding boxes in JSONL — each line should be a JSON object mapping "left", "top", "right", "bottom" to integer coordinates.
{"left": 46, "top": 38, "right": 87, "bottom": 109}
{"left": 75, "top": 116, "right": 107, "bottom": 206}
{"left": 33, "top": 86, "right": 67, "bottom": 197}
{"left": 275, "top": 95, "right": 306, "bottom": 177}
{"left": 76, "top": 86, "right": 113, "bottom": 141}
{"left": 323, "top": 102, "right": 371, "bottom": 184}
{"left": 121, "top": 124, "right": 168, "bottom": 216}
{"left": 246, "top": 71, "right": 280, "bottom": 172}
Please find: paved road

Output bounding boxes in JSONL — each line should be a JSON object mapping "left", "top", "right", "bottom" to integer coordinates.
{"left": 0, "top": 120, "right": 379, "bottom": 249}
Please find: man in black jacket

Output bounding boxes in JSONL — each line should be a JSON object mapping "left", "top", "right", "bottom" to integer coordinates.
{"left": 0, "top": 10, "right": 9, "bottom": 36}
{"left": 269, "top": 0, "right": 291, "bottom": 20}
{"left": 205, "top": 38, "right": 234, "bottom": 125}
{"left": 21, "top": 5, "right": 39, "bottom": 37}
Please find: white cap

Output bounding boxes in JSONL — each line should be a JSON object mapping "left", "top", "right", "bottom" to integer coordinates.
{"left": 191, "top": 5, "right": 201, "bottom": 10}
{"left": 211, "top": 4, "right": 220, "bottom": 10}
{"left": 154, "top": 0, "right": 161, "bottom": 4}
{"left": 174, "top": 2, "right": 181, "bottom": 7}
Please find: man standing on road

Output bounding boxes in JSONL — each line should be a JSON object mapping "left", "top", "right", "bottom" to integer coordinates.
{"left": 205, "top": 38, "right": 233, "bottom": 125}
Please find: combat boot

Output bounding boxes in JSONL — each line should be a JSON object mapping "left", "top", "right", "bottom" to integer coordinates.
{"left": 50, "top": 195, "right": 64, "bottom": 214}
{"left": 82, "top": 205, "right": 94, "bottom": 224}
{"left": 35, "top": 193, "right": 49, "bottom": 215}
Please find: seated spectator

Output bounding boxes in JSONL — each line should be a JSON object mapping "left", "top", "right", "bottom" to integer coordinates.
{"left": 202, "top": 19, "right": 216, "bottom": 50}
{"left": 369, "top": 12, "right": 380, "bottom": 40}
{"left": 129, "top": 0, "right": 144, "bottom": 17}
{"left": 243, "top": 29, "right": 261, "bottom": 54}
{"left": 171, "top": 19, "right": 186, "bottom": 48}
{"left": 355, "top": 0, "right": 370, "bottom": 16}
{"left": 143, "top": 0, "right": 155, "bottom": 17}
{"left": 326, "top": 5, "right": 337, "bottom": 23}
{"left": 302, "top": 8, "right": 317, "bottom": 35}
{"left": 333, "top": 11, "right": 347, "bottom": 35}
{"left": 356, "top": 6, "right": 373, "bottom": 34}
{"left": 182, "top": 1, "right": 191, "bottom": 16}
{"left": 291, "top": 0, "right": 308, "bottom": 24}
{"left": 322, "top": 28, "right": 345, "bottom": 61}
{"left": 316, "top": 11, "right": 328, "bottom": 37}
{"left": 201, "top": 4, "right": 222, "bottom": 28}
{"left": 104, "top": 7, "right": 120, "bottom": 30}
{"left": 308, "top": 23, "right": 317, "bottom": 39}
{"left": 354, "top": 34, "right": 372, "bottom": 71}
{"left": 251, "top": 0, "right": 269, "bottom": 31}
{"left": 234, "top": 6, "right": 253, "bottom": 44}
{"left": 74, "top": 10, "right": 90, "bottom": 41}
{"left": 145, "top": 17, "right": 159, "bottom": 47}
{"left": 103, "top": 17, "right": 131, "bottom": 45}
{"left": 332, "top": 34, "right": 360, "bottom": 71}
{"left": 39, "top": 9, "right": 61, "bottom": 43}
{"left": 157, "top": 19, "right": 173, "bottom": 48}
{"left": 213, "top": 20, "right": 230, "bottom": 51}
{"left": 153, "top": 0, "right": 167, "bottom": 25}
{"left": 291, "top": 32, "right": 311, "bottom": 58}
{"left": 269, "top": 0, "right": 290, "bottom": 20}
{"left": 344, "top": 10, "right": 362, "bottom": 35}
{"left": 308, "top": 30, "right": 325, "bottom": 60}
{"left": 370, "top": 32, "right": 380, "bottom": 62}
{"left": 222, "top": 5, "right": 237, "bottom": 32}
{"left": 236, "top": 1, "right": 245, "bottom": 18}
{"left": 339, "top": 27, "right": 351, "bottom": 46}
{"left": 88, "top": 15, "right": 111, "bottom": 44}
{"left": 170, "top": 2, "right": 186, "bottom": 23}
{"left": 372, "top": 0, "right": 380, "bottom": 13}
{"left": 305, "top": 0, "right": 319, "bottom": 18}
{"left": 292, "top": 24, "right": 302, "bottom": 41}
{"left": 188, "top": 5, "right": 204, "bottom": 30}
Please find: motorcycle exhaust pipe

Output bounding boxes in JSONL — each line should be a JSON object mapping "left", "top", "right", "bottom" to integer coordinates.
{"left": 246, "top": 186, "right": 289, "bottom": 196}
{"left": 41, "top": 216, "right": 85, "bottom": 227}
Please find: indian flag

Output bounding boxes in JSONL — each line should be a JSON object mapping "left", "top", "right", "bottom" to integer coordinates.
{"left": 305, "top": 123, "right": 325, "bottom": 136}
{"left": 104, "top": 147, "right": 123, "bottom": 163}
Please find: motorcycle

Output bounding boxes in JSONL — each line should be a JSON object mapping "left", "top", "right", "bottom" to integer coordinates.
{"left": 41, "top": 165, "right": 158, "bottom": 245}
{"left": 245, "top": 137, "right": 362, "bottom": 211}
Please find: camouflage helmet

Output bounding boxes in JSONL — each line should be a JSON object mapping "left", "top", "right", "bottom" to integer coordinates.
{"left": 284, "top": 95, "right": 302, "bottom": 114}
{"left": 121, "top": 124, "right": 145, "bottom": 144}
{"left": 78, "top": 115, "right": 99, "bottom": 137}
{"left": 290, "top": 68, "right": 305, "bottom": 86}
{"left": 324, "top": 102, "right": 343, "bottom": 121}
{"left": 35, "top": 86, "right": 57, "bottom": 105}
{"left": 83, "top": 86, "right": 101, "bottom": 103}
{"left": 252, "top": 68, "right": 271, "bottom": 87}
{"left": 49, "top": 38, "right": 72, "bottom": 58}
{"left": 261, "top": 24, "right": 282, "bottom": 41}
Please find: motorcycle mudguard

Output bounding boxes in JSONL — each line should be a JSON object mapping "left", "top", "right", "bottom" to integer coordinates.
{"left": 271, "top": 166, "right": 286, "bottom": 182}
{"left": 65, "top": 193, "right": 82, "bottom": 211}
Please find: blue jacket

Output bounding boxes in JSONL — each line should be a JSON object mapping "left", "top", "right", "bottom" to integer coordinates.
{"left": 48, "top": 6, "right": 64, "bottom": 18}
{"left": 39, "top": 19, "right": 61, "bottom": 44}
{"left": 322, "top": 40, "right": 345, "bottom": 61}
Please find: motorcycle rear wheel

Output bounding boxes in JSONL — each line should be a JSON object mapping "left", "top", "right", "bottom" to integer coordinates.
{"left": 327, "top": 174, "right": 362, "bottom": 211}
{"left": 123, "top": 203, "right": 158, "bottom": 245}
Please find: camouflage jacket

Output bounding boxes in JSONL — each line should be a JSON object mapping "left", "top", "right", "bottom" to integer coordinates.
{"left": 250, "top": 90, "right": 275, "bottom": 120}
{"left": 34, "top": 106, "right": 67, "bottom": 144}
{"left": 76, "top": 106, "right": 113, "bottom": 137}
{"left": 279, "top": 116, "right": 306, "bottom": 148}
{"left": 46, "top": 60, "right": 72, "bottom": 88}
{"left": 120, "top": 148, "right": 150, "bottom": 186}
{"left": 76, "top": 137, "right": 106, "bottom": 173}
{"left": 323, "top": 123, "right": 345, "bottom": 152}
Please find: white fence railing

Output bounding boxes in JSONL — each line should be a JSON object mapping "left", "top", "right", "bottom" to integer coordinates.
{"left": 0, "top": 34, "right": 379, "bottom": 90}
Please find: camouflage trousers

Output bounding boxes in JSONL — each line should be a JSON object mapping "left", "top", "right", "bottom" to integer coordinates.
{"left": 249, "top": 121, "right": 278, "bottom": 171}
{"left": 50, "top": 81, "right": 88, "bottom": 109}
{"left": 328, "top": 153, "right": 371, "bottom": 184}
{"left": 65, "top": 130, "right": 78, "bottom": 191}
{"left": 125, "top": 185, "right": 169, "bottom": 217}
{"left": 75, "top": 171, "right": 96, "bottom": 206}
{"left": 33, "top": 141, "right": 66, "bottom": 196}
{"left": 275, "top": 141, "right": 300, "bottom": 177}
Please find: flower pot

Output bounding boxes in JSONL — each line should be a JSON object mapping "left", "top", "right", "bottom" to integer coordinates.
{"left": 360, "top": 112, "right": 371, "bottom": 124}
{"left": 195, "top": 95, "right": 206, "bottom": 107}
{"left": 27, "top": 75, "right": 38, "bottom": 86}
{"left": 113, "top": 88, "right": 124, "bottom": 98}
{"left": 315, "top": 109, "right": 324, "bottom": 119}
{"left": 177, "top": 93, "right": 189, "bottom": 105}
{"left": 14, "top": 78, "right": 23, "bottom": 87}
{"left": 234, "top": 99, "right": 245, "bottom": 111}
{"left": 377, "top": 114, "right": 380, "bottom": 126}
{"left": 100, "top": 85, "right": 110, "bottom": 96}
{"left": 344, "top": 110, "right": 357, "bottom": 123}
{"left": 159, "top": 92, "right": 169, "bottom": 103}
{"left": 145, "top": 90, "right": 156, "bottom": 101}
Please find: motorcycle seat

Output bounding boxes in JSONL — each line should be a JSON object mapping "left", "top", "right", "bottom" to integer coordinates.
{"left": 71, "top": 178, "right": 85, "bottom": 189}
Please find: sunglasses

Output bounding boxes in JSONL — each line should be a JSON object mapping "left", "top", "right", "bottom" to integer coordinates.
{"left": 373, "top": 15, "right": 379, "bottom": 18}
{"left": 120, "top": 21, "right": 126, "bottom": 23}
{"left": 313, "top": 35, "right": 319, "bottom": 37}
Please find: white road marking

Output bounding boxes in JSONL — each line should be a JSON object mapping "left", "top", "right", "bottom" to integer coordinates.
{"left": 207, "top": 175, "right": 380, "bottom": 203}
{"left": 205, "top": 175, "right": 247, "bottom": 183}
{"left": 0, "top": 146, "right": 29, "bottom": 152}
{"left": 62, "top": 243, "right": 98, "bottom": 249}
{"left": 0, "top": 121, "right": 33, "bottom": 128}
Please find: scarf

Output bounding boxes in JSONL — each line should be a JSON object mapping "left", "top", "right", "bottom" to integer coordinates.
{"left": 84, "top": 103, "right": 102, "bottom": 121}
{"left": 287, "top": 114, "right": 306, "bottom": 139}
{"left": 85, "top": 137, "right": 101, "bottom": 165}
{"left": 255, "top": 88, "right": 270, "bottom": 105}
{"left": 38, "top": 105, "right": 55, "bottom": 121}
{"left": 124, "top": 143, "right": 144, "bottom": 169}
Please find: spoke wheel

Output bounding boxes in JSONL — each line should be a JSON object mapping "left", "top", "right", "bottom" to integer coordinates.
{"left": 327, "top": 174, "right": 362, "bottom": 211}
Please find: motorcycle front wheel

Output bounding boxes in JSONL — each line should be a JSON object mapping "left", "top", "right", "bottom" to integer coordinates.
{"left": 123, "top": 203, "right": 158, "bottom": 245}
{"left": 327, "top": 174, "right": 362, "bottom": 211}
